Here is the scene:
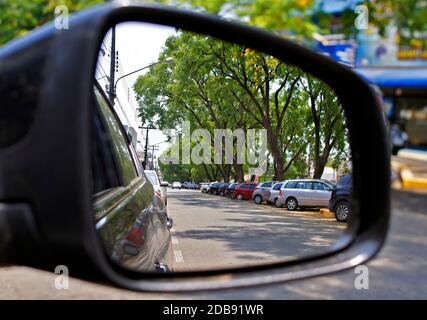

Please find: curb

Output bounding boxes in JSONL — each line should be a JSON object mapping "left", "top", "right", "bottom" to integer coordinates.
{"left": 319, "top": 208, "right": 335, "bottom": 219}
{"left": 400, "top": 167, "right": 427, "bottom": 190}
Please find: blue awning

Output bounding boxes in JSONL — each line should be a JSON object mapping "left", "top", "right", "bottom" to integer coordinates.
{"left": 355, "top": 68, "right": 427, "bottom": 88}
{"left": 315, "top": 0, "right": 362, "bottom": 14}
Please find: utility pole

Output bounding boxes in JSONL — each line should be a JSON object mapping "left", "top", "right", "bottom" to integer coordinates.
{"left": 108, "top": 26, "right": 116, "bottom": 104}
{"left": 139, "top": 125, "right": 156, "bottom": 169}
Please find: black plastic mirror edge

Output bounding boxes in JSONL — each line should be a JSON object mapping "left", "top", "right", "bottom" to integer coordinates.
{"left": 0, "top": 2, "right": 390, "bottom": 292}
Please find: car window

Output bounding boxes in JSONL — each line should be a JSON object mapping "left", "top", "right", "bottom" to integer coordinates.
{"left": 249, "top": 184, "right": 257, "bottom": 189}
{"left": 304, "top": 182, "right": 313, "bottom": 190}
{"left": 313, "top": 182, "right": 327, "bottom": 191}
{"left": 272, "top": 183, "right": 283, "bottom": 190}
{"left": 240, "top": 184, "right": 248, "bottom": 189}
{"left": 92, "top": 103, "right": 120, "bottom": 195}
{"left": 263, "top": 182, "right": 272, "bottom": 188}
{"left": 295, "top": 181, "right": 305, "bottom": 189}
{"left": 95, "top": 88, "right": 137, "bottom": 186}
{"left": 145, "top": 171, "right": 159, "bottom": 186}
{"left": 285, "top": 181, "right": 297, "bottom": 189}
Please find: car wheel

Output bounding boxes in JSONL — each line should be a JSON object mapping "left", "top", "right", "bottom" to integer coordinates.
{"left": 236, "top": 194, "right": 243, "bottom": 200}
{"left": 335, "top": 201, "right": 350, "bottom": 222}
{"left": 274, "top": 198, "right": 282, "bottom": 208}
{"left": 254, "top": 195, "right": 262, "bottom": 204}
{"left": 219, "top": 191, "right": 224, "bottom": 196}
{"left": 285, "top": 197, "right": 298, "bottom": 211}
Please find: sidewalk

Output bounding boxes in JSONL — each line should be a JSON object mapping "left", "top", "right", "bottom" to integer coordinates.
{"left": 391, "top": 149, "right": 427, "bottom": 191}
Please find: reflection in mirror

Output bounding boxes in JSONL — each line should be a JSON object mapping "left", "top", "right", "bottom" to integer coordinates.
{"left": 93, "top": 22, "right": 352, "bottom": 273}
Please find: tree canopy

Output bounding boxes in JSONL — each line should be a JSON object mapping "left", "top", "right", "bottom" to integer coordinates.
{"left": 134, "top": 31, "right": 348, "bottom": 182}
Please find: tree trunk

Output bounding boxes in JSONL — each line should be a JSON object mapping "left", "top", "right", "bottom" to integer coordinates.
{"left": 312, "top": 154, "right": 328, "bottom": 179}
{"left": 233, "top": 163, "right": 244, "bottom": 182}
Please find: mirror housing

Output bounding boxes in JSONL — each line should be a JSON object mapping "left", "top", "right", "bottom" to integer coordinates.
{"left": 0, "top": 3, "right": 390, "bottom": 291}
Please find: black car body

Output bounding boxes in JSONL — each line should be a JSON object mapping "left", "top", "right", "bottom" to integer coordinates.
{"left": 218, "top": 183, "right": 231, "bottom": 196}
{"left": 93, "top": 84, "right": 173, "bottom": 272}
{"left": 208, "top": 182, "right": 221, "bottom": 195}
{"left": 329, "top": 173, "right": 353, "bottom": 222}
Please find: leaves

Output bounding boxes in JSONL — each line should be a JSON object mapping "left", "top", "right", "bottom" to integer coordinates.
{"left": 0, "top": 0, "right": 104, "bottom": 45}
{"left": 135, "top": 31, "right": 347, "bottom": 181}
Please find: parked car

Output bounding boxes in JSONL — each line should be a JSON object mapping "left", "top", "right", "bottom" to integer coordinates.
{"left": 92, "top": 85, "right": 173, "bottom": 272}
{"left": 329, "top": 173, "right": 352, "bottom": 222}
{"left": 200, "top": 182, "right": 210, "bottom": 193}
{"left": 218, "top": 182, "right": 231, "bottom": 196}
{"left": 182, "top": 182, "right": 192, "bottom": 189}
{"left": 252, "top": 181, "right": 277, "bottom": 204}
{"left": 208, "top": 182, "right": 221, "bottom": 195}
{"left": 232, "top": 182, "right": 258, "bottom": 200}
{"left": 225, "top": 183, "right": 240, "bottom": 198}
{"left": 277, "top": 179, "right": 334, "bottom": 210}
{"left": 171, "top": 181, "right": 182, "bottom": 189}
{"left": 268, "top": 181, "right": 286, "bottom": 207}
{"left": 144, "top": 170, "right": 168, "bottom": 206}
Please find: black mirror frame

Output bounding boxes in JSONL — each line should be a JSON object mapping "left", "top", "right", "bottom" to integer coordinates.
{"left": 0, "top": 2, "right": 390, "bottom": 292}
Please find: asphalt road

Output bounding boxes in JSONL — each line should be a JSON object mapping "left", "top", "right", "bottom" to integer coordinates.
{"left": 0, "top": 189, "right": 426, "bottom": 299}
{"left": 167, "top": 189, "right": 345, "bottom": 272}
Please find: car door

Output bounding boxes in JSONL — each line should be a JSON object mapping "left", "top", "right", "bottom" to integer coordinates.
{"left": 239, "top": 183, "right": 248, "bottom": 198}
{"left": 296, "top": 181, "right": 313, "bottom": 206}
{"left": 92, "top": 86, "right": 170, "bottom": 272}
{"left": 312, "top": 182, "right": 332, "bottom": 207}
{"left": 260, "top": 181, "right": 272, "bottom": 198}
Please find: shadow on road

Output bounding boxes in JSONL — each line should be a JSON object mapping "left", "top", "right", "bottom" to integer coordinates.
{"left": 170, "top": 190, "right": 345, "bottom": 263}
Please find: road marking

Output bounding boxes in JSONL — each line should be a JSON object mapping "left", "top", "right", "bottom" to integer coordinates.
{"left": 171, "top": 236, "right": 179, "bottom": 245}
{"left": 174, "top": 250, "right": 184, "bottom": 263}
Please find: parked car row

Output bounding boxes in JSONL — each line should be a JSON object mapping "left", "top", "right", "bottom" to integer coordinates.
{"left": 200, "top": 174, "right": 353, "bottom": 222}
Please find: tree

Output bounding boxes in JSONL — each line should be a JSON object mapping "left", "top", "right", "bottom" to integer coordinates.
{"left": 0, "top": 0, "right": 103, "bottom": 45}
{"left": 135, "top": 31, "right": 346, "bottom": 181}
{"left": 302, "top": 76, "right": 347, "bottom": 179}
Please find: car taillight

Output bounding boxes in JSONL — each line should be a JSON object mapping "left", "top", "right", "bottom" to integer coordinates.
{"left": 155, "top": 190, "right": 162, "bottom": 197}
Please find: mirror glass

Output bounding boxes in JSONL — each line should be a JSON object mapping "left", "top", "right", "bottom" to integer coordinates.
{"left": 93, "top": 22, "right": 352, "bottom": 273}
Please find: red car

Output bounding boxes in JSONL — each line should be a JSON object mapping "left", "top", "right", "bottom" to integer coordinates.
{"left": 232, "top": 182, "right": 258, "bottom": 200}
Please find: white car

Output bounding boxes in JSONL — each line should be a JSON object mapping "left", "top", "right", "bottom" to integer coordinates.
{"left": 144, "top": 170, "right": 168, "bottom": 205}
{"left": 171, "top": 181, "right": 182, "bottom": 189}
{"left": 200, "top": 183, "right": 210, "bottom": 193}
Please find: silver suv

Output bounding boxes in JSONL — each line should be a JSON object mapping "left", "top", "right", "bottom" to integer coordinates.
{"left": 277, "top": 179, "right": 334, "bottom": 210}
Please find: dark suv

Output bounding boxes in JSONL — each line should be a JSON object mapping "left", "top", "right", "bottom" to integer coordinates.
{"left": 329, "top": 173, "right": 352, "bottom": 222}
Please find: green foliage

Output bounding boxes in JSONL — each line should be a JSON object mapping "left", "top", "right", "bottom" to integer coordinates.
{"left": 0, "top": 0, "right": 103, "bottom": 45}
{"left": 135, "top": 31, "right": 347, "bottom": 181}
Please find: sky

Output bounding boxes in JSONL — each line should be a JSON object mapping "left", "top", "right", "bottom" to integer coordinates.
{"left": 97, "top": 22, "right": 177, "bottom": 156}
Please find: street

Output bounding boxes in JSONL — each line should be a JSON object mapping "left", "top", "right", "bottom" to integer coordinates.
{"left": 167, "top": 189, "right": 345, "bottom": 271}
{"left": 0, "top": 189, "right": 426, "bottom": 299}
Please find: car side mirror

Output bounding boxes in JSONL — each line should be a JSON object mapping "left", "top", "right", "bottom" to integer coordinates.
{"left": 0, "top": 3, "right": 390, "bottom": 292}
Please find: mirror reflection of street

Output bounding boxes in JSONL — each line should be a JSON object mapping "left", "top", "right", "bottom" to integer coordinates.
{"left": 167, "top": 189, "right": 345, "bottom": 271}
